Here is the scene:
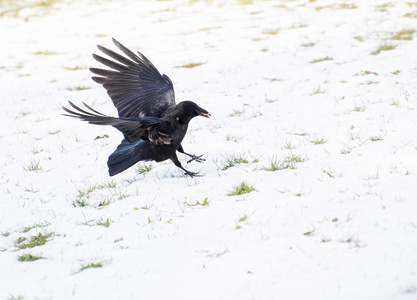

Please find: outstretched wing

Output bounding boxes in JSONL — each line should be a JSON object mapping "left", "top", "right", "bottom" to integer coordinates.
{"left": 90, "top": 38, "right": 175, "bottom": 118}
{"left": 62, "top": 101, "right": 171, "bottom": 145}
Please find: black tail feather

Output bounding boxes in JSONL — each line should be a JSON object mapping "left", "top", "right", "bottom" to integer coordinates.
{"left": 108, "top": 140, "right": 144, "bottom": 176}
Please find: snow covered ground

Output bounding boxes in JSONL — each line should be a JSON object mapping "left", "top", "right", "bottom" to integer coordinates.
{"left": 1, "top": 0, "right": 417, "bottom": 299}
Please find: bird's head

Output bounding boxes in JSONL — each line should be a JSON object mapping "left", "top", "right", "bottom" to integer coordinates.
{"left": 174, "top": 101, "right": 210, "bottom": 124}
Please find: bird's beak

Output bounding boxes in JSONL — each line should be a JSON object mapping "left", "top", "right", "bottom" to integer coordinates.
{"left": 199, "top": 108, "right": 211, "bottom": 118}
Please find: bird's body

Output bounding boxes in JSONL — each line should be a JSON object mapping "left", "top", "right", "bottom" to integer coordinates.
{"left": 63, "top": 39, "right": 210, "bottom": 177}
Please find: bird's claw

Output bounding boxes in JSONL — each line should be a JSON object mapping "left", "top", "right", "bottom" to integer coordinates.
{"left": 187, "top": 154, "right": 205, "bottom": 164}
{"left": 184, "top": 170, "right": 202, "bottom": 178}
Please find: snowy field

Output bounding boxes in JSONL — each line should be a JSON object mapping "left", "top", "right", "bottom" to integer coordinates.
{"left": 1, "top": 0, "right": 417, "bottom": 299}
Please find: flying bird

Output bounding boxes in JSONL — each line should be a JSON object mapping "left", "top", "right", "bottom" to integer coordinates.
{"left": 63, "top": 38, "right": 210, "bottom": 177}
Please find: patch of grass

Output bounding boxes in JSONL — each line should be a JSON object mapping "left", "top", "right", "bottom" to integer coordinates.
{"left": 34, "top": 51, "right": 57, "bottom": 55}
{"left": 337, "top": 3, "right": 357, "bottom": 9}
{"left": 96, "top": 218, "right": 111, "bottom": 227}
{"left": 263, "top": 158, "right": 295, "bottom": 171}
{"left": 186, "top": 198, "right": 209, "bottom": 207}
{"left": 262, "top": 154, "right": 305, "bottom": 171}
{"left": 222, "top": 154, "right": 249, "bottom": 170}
{"left": 79, "top": 262, "right": 103, "bottom": 272}
{"left": 206, "top": 249, "right": 229, "bottom": 258}
{"left": 77, "top": 184, "right": 97, "bottom": 198}
{"left": 49, "top": 129, "right": 61, "bottom": 135}
{"left": 226, "top": 134, "right": 241, "bottom": 142}
{"left": 310, "top": 85, "right": 325, "bottom": 95}
{"left": 369, "top": 136, "right": 382, "bottom": 142}
{"left": 18, "top": 254, "right": 44, "bottom": 262}
{"left": 228, "top": 108, "right": 244, "bottom": 117}
{"left": 303, "top": 229, "right": 316, "bottom": 236}
{"left": 371, "top": 44, "right": 396, "bottom": 55}
{"left": 31, "top": 146, "right": 43, "bottom": 154}
{"left": 404, "top": 11, "right": 417, "bottom": 18}
{"left": 310, "top": 137, "right": 327, "bottom": 145}
{"left": 175, "top": 62, "right": 204, "bottom": 68}
{"left": 63, "top": 66, "right": 86, "bottom": 71}
{"left": 22, "top": 222, "right": 50, "bottom": 233}
{"left": 389, "top": 165, "right": 414, "bottom": 176}
{"left": 228, "top": 182, "right": 255, "bottom": 196}
{"left": 375, "top": 3, "right": 392, "bottom": 11}
{"left": 348, "top": 131, "right": 366, "bottom": 146}
{"left": 322, "top": 169, "right": 342, "bottom": 179}
{"left": 315, "top": 5, "right": 332, "bottom": 11}
{"left": 94, "top": 134, "right": 109, "bottom": 140}
{"left": 252, "top": 37, "right": 265, "bottom": 42}
{"left": 351, "top": 104, "right": 366, "bottom": 112}
{"left": 15, "top": 233, "right": 53, "bottom": 249}
{"left": 295, "top": 190, "right": 306, "bottom": 197}
{"left": 282, "top": 141, "right": 296, "bottom": 150}
{"left": 310, "top": 56, "right": 332, "bottom": 63}
{"left": 114, "top": 191, "right": 132, "bottom": 200}
{"left": 73, "top": 198, "right": 89, "bottom": 207}
{"left": 287, "top": 154, "right": 304, "bottom": 163}
{"left": 265, "top": 79, "right": 282, "bottom": 85}
{"left": 291, "top": 24, "right": 307, "bottom": 29}
{"left": 235, "top": 214, "right": 249, "bottom": 229}
{"left": 360, "top": 80, "right": 379, "bottom": 85}
{"left": 97, "top": 180, "right": 116, "bottom": 189}
{"left": 354, "top": 36, "right": 364, "bottom": 42}
{"left": 123, "top": 178, "right": 136, "bottom": 184}
{"left": 66, "top": 86, "right": 91, "bottom": 91}
{"left": 391, "top": 98, "right": 400, "bottom": 106}
{"left": 238, "top": 214, "right": 248, "bottom": 222}
{"left": 7, "top": 295, "right": 24, "bottom": 300}
{"left": 25, "top": 186, "right": 39, "bottom": 193}
{"left": 263, "top": 28, "right": 279, "bottom": 35}
{"left": 73, "top": 184, "right": 97, "bottom": 207}
{"left": 339, "top": 236, "right": 366, "bottom": 247}
{"left": 197, "top": 198, "right": 209, "bottom": 206}
{"left": 301, "top": 42, "right": 315, "bottom": 47}
{"left": 136, "top": 163, "right": 153, "bottom": 175}
{"left": 400, "top": 285, "right": 417, "bottom": 294}
{"left": 340, "top": 236, "right": 353, "bottom": 243}
{"left": 99, "top": 200, "right": 111, "bottom": 208}
{"left": 251, "top": 111, "right": 263, "bottom": 118}
{"left": 322, "top": 169, "right": 335, "bottom": 178}
{"left": 237, "top": 0, "right": 253, "bottom": 4}
{"left": 36, "top": 0, "right": 60, "bottom": 7}
{"left": 391, "top": 29, "right": 415, "bottom": 40}
{"left": 359, "top": 70, "right": 378, "bottom": 75}
{"left": 22, "top": 160, "right": 42, "bottom": 172}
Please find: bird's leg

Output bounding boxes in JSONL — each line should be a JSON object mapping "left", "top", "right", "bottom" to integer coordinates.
{"left": 171, "top": 154, "right": 201, "bottom": 178}
{"left": 186, "top": 154, "right": 205, "bottom": 164}
{"left": 177, "top": 144, "right": 205, "bottom": 164}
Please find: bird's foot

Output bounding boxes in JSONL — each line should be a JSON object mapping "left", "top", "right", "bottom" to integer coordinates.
{"left": 187, "top": 154, "right": 205, "bottom": 164}
{"left": 184, "top": 170, "right": 202, "bottom": 178}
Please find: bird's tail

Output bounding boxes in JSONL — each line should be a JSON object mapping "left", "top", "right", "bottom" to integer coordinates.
{"left": 108, "top": 140, "right": 144, "bottom": 176}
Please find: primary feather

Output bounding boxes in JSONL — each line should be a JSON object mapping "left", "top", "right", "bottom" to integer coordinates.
{"left": 90, "top": 38, "right": 175, "bottom": 118}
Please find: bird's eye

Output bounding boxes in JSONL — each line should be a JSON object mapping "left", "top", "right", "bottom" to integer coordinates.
{"left": 194, "top": 109, "right": 199, "bottom": 116}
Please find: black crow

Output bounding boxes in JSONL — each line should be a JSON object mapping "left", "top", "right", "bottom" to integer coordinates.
{"left": 63, "top": 38, "right": 210, "bottom": 177}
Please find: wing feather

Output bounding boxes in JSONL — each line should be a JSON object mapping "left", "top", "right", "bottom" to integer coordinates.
{"left": 91, "top": 38, "right": 176, "bottom": 118}
{"left": 62, "top": 101, "right": 171, "bottom": 145}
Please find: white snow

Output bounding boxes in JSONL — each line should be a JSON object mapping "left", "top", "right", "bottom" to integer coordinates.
{"left": 1, "top": 0, "right": 417, "bottom": 299}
